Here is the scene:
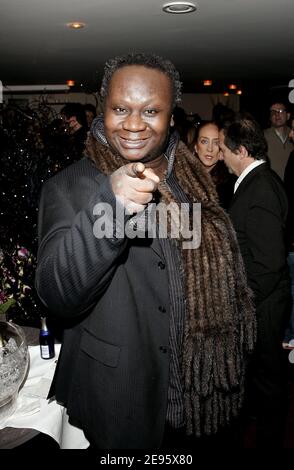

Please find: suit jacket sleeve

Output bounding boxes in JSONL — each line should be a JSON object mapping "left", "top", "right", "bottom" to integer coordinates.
{"left": 245, "top": 187, "right": 287, "bottom": 306}
{"left": 35, "top": 174, "right": 129, "bottom": 318}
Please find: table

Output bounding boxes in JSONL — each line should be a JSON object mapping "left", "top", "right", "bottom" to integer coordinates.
{"left": 0, "top": 326, "right": 89, "bottom": 449}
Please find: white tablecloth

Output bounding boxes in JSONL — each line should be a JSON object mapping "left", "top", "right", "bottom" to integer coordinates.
{"left": 0, "top": 344, "right": 89, "bottom": 449}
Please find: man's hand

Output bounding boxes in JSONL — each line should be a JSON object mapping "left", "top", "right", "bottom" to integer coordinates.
{"left": 110, "top": 162, "right": 160, "bottom": 214}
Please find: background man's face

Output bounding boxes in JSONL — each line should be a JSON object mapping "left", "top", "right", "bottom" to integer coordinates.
{"left": 104, "top": 65, "right": 173, "bottom": 162}
{"left": 270, "top": 103, "right": 289, "bottom": 129}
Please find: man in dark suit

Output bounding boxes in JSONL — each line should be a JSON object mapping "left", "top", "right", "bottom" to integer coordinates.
{"left": 219, "top": 115, "right": 291, "bottom": 448}
{"left": 35, "top": 54, "right": 256, "bottom": 449}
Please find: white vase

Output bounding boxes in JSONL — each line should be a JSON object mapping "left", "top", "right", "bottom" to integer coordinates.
{"left": 0, "top": 321, "right": 29, "bottom": 420}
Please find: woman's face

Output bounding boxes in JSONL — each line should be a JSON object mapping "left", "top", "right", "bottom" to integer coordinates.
{"left": 194, "top": 123, "right": 220, "bottom": 171}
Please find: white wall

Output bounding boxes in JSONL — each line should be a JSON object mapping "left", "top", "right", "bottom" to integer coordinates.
{"left": 3, "top": 91, "right": 239, "bottom": 121}
{"left": 3, "top": 91, "right": 103, "bottom": 114}
{"left": 181, "top": 93, "right": 240, "bottom": 120}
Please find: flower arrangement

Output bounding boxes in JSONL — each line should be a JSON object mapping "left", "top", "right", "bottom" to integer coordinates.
{"left": 0, "top": 101, "right": 86, "bottom": 325}
{"left": 0, "top": 245, "right": 43, "bottom": 324}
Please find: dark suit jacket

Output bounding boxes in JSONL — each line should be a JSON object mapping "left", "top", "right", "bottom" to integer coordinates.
{"left": 284, "top": 150, "right": 294, "bottom": 249}
{"left": 36, "top": 158, "right": 171, "bottom": 449}
{"left": 229, "top": 163, "right": 290, "bottom": 341}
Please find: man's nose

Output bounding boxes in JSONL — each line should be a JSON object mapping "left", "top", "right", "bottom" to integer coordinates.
{"left": 123, "top": 113, "right": 146, "bottom": 132}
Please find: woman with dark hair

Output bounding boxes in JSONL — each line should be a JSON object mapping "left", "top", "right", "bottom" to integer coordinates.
{"left": 191, "top": 121, "right": 236, "bottom": 210}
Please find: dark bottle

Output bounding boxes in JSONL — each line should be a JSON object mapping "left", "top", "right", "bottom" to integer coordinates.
{"left": 39, "top": 317, "right": 55, "bottom": 359}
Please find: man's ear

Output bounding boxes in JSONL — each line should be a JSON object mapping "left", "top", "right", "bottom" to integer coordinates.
{"left": 238, "top": 145, "right": 249, "bottom": 160}
{"left": 287, "top": 112, "right": 291, "bottom": 122}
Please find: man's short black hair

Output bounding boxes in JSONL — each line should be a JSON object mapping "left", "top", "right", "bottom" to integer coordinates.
{"left": 100, "top": 52, "right": 182, "bottom": 109}
{"left": 221, "top": 113, "right": 268, "bottom": 160}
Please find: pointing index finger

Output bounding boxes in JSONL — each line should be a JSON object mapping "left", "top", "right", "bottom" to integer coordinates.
{"left": 128, "top": 162, "right": 146, "bottom": 178}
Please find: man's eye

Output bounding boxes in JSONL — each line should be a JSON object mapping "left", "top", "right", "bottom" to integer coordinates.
{"left": 114, "top": 108, "right": 127, "bottom": 114}
{"left": 145, "top": 109, "right": 157, "bottom": 115}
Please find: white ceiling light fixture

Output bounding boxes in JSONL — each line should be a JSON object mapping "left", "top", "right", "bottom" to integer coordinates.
{"left": 3, "top": 85, "right": 70, "bottom": 92}
{"left": 162, "top": 1, "right": 197, "bottom": 14}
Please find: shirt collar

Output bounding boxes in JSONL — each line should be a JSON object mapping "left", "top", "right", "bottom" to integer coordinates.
{"left": 274, "top": 128, "right": 288, "bottom": 145}
{"left": 234, "top": 160, "right": 266, "bottom": 193}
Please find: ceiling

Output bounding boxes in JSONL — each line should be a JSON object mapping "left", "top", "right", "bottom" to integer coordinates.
{"left": 1, "top": 0, "right": 294, "bottom": 93}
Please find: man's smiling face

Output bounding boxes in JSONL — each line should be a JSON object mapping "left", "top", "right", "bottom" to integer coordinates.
{"left": 104, "top": 65, "right": 174, "bottom": 163}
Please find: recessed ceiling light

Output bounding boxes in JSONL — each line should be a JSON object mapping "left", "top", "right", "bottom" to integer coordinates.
{"left": 67, "top": 22, "right": 86, "bottom": 29}
{"left": 162, "top": 1, "right": 197, "bottom": 14}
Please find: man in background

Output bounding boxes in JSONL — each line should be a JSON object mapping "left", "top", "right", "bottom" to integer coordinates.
{"left": 264, "top": 100, "right": 293, "bottom": 179}
{"left": 60, "top": 103, "right": 88, "bottom": 158}
{"left": 219, "top": 114, "right": 291, "bottom": 448}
